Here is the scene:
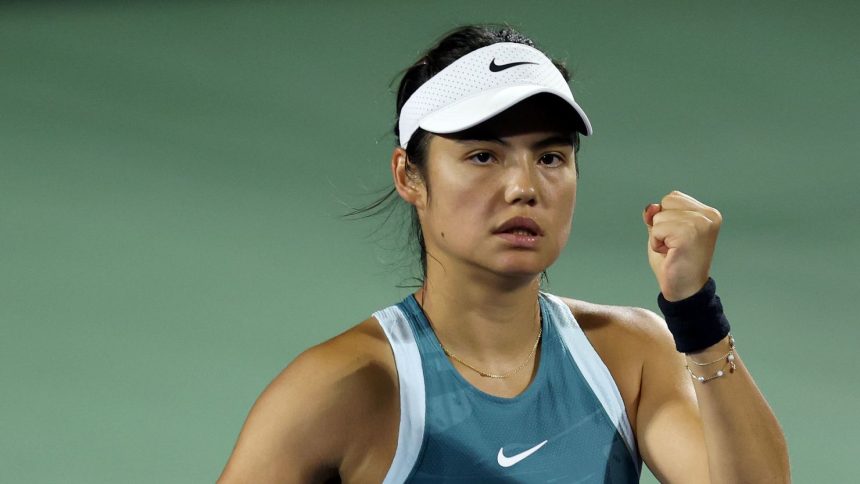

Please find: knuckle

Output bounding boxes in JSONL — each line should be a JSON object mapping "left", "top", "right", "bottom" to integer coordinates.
{"left": 710, "top": 207, "right": 723, "bottom": 223}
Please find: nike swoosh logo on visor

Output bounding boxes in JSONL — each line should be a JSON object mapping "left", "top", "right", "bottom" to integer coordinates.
{"left": 489, "top": 59, "right": 538, "bottom": 72}
{"left": 497, "top": 440, "right": 548, "bottom": 467}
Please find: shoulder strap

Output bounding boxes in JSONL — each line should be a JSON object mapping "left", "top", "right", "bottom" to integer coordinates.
{"left": 540, "top": 292, "right": 641, "bottom": 472}
{"left": 372, "top": 304, "right": 426, "bottom": 483}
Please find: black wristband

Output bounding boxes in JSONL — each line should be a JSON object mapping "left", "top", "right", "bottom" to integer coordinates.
{"left": 657, "top": 277, "right": 731, "bottom": 353}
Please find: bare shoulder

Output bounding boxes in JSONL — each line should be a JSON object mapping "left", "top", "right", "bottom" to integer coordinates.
{"left": 218, "top": 317, "right": 398, "bottom": 483}
{"left": 549, "top": 295, "right": 677, "bottom": 430}
{"left": 556, "top": 297, "right": 712, "bottom": 481}
{"left": 554, "top": 295, "right": 673, "bottom": 349}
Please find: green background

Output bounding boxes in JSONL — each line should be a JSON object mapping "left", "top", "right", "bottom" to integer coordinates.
{"left": 2, "top": 1, "right": 858, "bottom": 482}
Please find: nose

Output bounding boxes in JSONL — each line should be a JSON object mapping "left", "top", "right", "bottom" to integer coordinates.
{"left": 503, "top": 161, "right": 538, "bottom": 206}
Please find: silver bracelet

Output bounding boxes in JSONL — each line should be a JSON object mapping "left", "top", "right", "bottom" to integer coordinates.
{"left": 685, "top": 334, "right": 736, "bottom": 383}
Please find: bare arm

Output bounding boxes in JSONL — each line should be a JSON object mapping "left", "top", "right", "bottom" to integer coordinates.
{"left": 637, "top": 191, "right": 790, "bottom": 482}
{"left": 634, "top": 310, "right": 790, "bottom": 483}
{"left": 685, "top": 333, "right": 790, "bottom": 482}
{"left": 217, "top": 322, "right": 399, "bottom": 484}
{"left": 217, "top": 345, "right": 347, "bottom": 483}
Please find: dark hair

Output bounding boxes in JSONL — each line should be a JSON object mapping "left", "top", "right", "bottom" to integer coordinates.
{"left": 347, "top": 24, "right": 582, "bottom": 287}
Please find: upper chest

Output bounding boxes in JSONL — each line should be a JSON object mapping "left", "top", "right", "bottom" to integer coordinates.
{"left": 338, "top": 307, "right": 645, "bottom": 482}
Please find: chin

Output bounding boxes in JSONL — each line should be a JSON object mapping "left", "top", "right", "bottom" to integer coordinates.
{"left": 489, "top": 260, "right": 552, "bottom": 279}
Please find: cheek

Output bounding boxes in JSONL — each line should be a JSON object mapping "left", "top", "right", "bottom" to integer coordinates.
{"left": 422, "top": 179, "right": 480, "bottom": 237}
{"left": 553, "top": 181, "right": 578, "bottom": 245}
{"left": 428, "top": 165, "right": 493, "bottom": 220}
{"left": 434, "top": 188, "right": 491, "bottom": 236}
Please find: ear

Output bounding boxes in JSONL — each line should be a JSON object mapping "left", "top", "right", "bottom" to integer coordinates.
{"left": 391, "top": 147, "right": 426, "bottom": 209}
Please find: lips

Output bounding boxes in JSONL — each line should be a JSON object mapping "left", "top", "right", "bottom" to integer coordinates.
{"left": 494, "top": 216, "right": 544, "bottom": 236}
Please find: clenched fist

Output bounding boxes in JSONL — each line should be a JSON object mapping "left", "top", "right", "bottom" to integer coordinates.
{"left": 643, "top": 191, "right": 722, "bottom": 302}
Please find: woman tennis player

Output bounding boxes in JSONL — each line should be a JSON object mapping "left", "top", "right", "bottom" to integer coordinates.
{"left": 218, "top": 25, "right": 789, "bottom": 483}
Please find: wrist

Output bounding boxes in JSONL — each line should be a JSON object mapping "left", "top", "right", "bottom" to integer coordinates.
{"left": 685, "top": 334, "right": 733, "bottom": 363}
{"left": 657, "top": 277, "right": 731, "bottom": 353}
{"left": 661, "top": 275, "right": 711, "bottom": 302}
{"left": 684, "top": 333, "right": 737, "bottom": 383}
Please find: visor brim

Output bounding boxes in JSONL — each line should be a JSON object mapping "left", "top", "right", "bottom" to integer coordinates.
{"left": 418, "top": 85, "right": 593, "bottom": 137}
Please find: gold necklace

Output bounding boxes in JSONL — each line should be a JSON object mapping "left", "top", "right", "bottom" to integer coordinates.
{"left": 420, "top": 291, "right": 543, "bottom": 379}
{"left": 439, "top": 324, "right": 542, "bottom": 379}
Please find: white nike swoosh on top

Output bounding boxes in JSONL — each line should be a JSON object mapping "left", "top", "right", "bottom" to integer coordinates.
{"left": 497, "top": 440, "right": 549, "bottom": 468}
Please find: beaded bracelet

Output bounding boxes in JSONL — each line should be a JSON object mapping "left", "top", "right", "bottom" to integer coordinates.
{"left": 685, "top": 334, "right": 736, "bottom": 383}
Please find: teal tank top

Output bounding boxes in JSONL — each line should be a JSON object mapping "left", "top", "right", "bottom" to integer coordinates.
{"left": 372, "top": 292, "right": 642, "bottom": 483}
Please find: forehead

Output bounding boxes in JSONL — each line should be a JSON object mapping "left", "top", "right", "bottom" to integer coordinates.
{"left": 442, "top": 93, "right": 580, "bottom": 142}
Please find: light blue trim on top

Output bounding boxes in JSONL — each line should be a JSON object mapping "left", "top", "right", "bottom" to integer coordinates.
{"left": 372, "top": 305, "right": 426, "bottom": 484}
{"left": 541, "top": 292, "right": 642, "bottom": 473}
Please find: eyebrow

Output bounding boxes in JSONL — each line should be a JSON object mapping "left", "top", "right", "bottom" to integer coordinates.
{"left": 454, "top": 133, "right": 574, "bottom": 150}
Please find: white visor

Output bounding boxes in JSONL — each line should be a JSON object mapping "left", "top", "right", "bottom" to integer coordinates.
{"left": 397, "top": 42, "right": 592, "bottom": 149}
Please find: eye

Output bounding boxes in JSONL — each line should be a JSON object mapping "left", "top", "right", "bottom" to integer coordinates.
{"left": 538, "top": 153, "right": 566, "bottom": 167}
{"left": 468, "top": 151, "right": 496, "bottom": 165}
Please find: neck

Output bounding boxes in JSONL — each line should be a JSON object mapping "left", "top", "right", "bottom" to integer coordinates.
{"left": 414, "top": 260, "right": 543, "bottom": 372}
